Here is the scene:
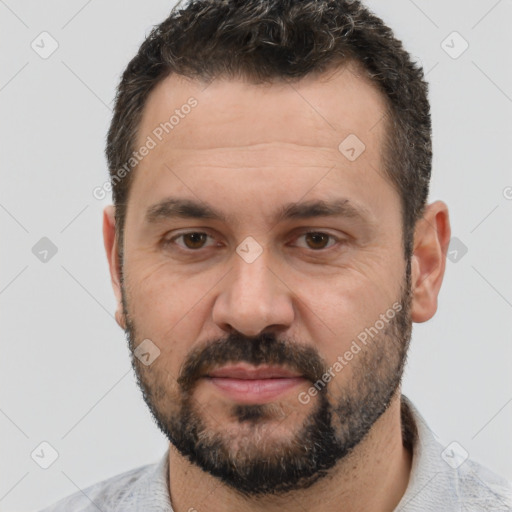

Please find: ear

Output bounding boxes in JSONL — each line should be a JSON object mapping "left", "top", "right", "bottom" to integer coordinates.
{"left": 410, "top": 200, "right": 451, "bottom": 323}
{"left": 103, "top": 205, "right": 126, "bottom": 330}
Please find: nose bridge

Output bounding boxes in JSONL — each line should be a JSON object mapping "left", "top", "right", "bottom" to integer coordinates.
{"left": 234, "top": 247, "right": 275, "bottom": 302}
{"left": 212, "top": 243, "right": 294, "bottom": 336}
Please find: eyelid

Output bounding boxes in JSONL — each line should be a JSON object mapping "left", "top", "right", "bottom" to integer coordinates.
{"left": 164, "top": 229, "right": 219, "bottom": 249}
{"left": 289, "top": 231, "right": 341, "bottom": 250}
{"left": 163, "top": 229, "right": 346, "bottom": 252}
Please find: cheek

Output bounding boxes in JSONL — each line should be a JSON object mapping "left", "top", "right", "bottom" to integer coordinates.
{"left": 123, "top": 264, "right": 204, "bottom": 368}
{"left": 297, "top": 267, "right": 400, "bottom": 356}
{"left": 125, "top": 257, "right": 200, "bottom": 318}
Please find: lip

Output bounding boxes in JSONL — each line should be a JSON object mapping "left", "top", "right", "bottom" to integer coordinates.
{"left": 207, "top": 364, "right": 302, "bottom": 380}
{"left": 205, "top": 364, "right": 306, "bottom": 404}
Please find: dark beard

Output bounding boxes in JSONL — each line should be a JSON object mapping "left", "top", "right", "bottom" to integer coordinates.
{"left": 123, "top": 260, "right": 412, "bottom": 497}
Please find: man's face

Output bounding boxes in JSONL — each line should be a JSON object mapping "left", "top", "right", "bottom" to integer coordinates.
{"left": 117, "top": 64, "right": 412, "bottom": 495}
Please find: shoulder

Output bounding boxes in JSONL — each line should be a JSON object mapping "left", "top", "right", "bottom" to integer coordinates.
{"left": 456, "top": 457, "right": 512, "bottom": 511}
{"left": 38, "top": 462, "right": 157, "bottom": 512}
{"left": 400, "top": 395, "right": 512, "bottom": 511}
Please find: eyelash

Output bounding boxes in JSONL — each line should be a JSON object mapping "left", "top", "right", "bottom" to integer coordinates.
{"left": 163, "top": 230, "right": 345, "bottom": 253}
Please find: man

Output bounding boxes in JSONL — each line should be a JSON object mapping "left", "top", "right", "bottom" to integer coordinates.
{"left": 41, "top": 0, "right": 512, "bottom": 510}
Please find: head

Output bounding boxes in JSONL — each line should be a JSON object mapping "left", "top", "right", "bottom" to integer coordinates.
{"left": 103, "top": 0, "right": 450, "bottom": 498}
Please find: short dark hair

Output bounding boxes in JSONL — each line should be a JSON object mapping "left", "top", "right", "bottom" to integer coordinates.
{"left": 106, "top": 0, "right": 431, "bottom": 264}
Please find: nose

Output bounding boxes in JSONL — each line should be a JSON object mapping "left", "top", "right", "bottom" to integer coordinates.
{"left": 211, "top": 246, "right": 295, "bottom": 337}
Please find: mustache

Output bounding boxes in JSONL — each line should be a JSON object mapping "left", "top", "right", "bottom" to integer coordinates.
{"left": 177, "top": 331, "right": 327, "bottom": 393}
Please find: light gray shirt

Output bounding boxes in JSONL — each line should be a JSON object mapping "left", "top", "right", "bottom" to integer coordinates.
{"left": 39, "top": 395, "right": 512, "bottom": 511}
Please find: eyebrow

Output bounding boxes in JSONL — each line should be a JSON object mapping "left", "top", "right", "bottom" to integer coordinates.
{"left": 145, "top": 197, "right": 373, "bottom": 227}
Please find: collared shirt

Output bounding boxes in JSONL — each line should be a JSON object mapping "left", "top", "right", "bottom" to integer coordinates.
{"left": 39, "top": 395, "right": 512, "bottom": 511}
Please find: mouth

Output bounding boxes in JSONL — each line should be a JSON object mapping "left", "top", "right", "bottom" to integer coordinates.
{"left": 204, "top": 364, "right": 307, "bottom": 404}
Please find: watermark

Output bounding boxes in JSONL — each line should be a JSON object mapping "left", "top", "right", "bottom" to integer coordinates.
{"left": 134, "top": 338, "right": 161, "bottom": 366}
{"left": 298, "top": 301, "right": 402, "bottom": 405}
{"left": 31, "top": 31, "right": 59, "bottom": 59}
{"left": 31, "top": 441, "right": 59, "bottom": 469}
{"left": 32, "top": 236, "right": 58, "bottom": 263}
{"left": 338, "top": 133, "right": 366, "bottom": 162}
{"left": 447, "top": 236, "right": 468, "bottom": 263}
{"left": 236, "top": 236, "right": 264, "bottom": 263}
{"left": 441, "top": 441, "right": 469, "bottom": 469}
{"left": 441, "top": 31, "right": 469, "bottom": 60}
{"left": 92, "top": 96, "right": 198, "bottom": 200}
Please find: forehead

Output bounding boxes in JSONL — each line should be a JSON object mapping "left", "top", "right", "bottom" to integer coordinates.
{"left": 136, "top": 63, "right": 388, "bottom": 152}
{"left": 127, "top": 62, "right": 394, "bottom": 226}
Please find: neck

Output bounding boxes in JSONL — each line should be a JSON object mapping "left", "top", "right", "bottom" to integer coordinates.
{"left": 167, "top": 392, "right": 412, "bottom": 512}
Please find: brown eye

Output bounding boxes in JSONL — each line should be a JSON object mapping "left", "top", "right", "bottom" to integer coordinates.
{"left": 288, "top": 231, "right": 342, "bottom": 252}
{"left": 304, "top": 232, "right": 333, "bottom": 250}
{"left": 163, "top": 231, "right": 216, "bottom": 251}
{"left": 180, "top": 232, "right": 209, "bottom": 249}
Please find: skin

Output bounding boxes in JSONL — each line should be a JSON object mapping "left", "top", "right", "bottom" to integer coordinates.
{"left": 103, "top": 62, "right": 451, "bottom": 511}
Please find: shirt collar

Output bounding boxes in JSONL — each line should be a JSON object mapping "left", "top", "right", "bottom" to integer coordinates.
{"left": 395, "top": 394, "right": 460, "bottom": 511}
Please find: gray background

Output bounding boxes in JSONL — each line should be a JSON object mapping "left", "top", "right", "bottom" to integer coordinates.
{"left": 1, "top": 0, "right": 511, "bottom": 510}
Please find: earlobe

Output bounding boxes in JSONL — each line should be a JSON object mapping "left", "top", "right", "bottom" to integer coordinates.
{"left": 115, "top": 309, "right": 127, "bottom": 331}
{"left": 102, "top": 205, "right": 126, "bottom": 330}
{"left": 410, "top": 201, "right": 451, "bottom": 323}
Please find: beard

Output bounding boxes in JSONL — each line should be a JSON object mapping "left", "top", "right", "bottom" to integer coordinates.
{"left": 121, "top": 259, "right": 413, "bottom": 497}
